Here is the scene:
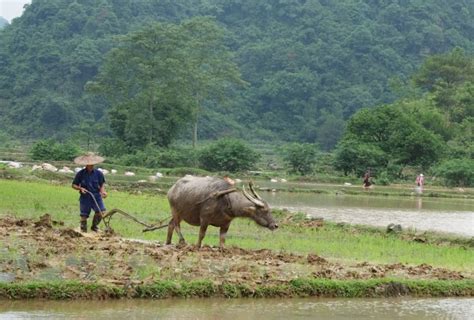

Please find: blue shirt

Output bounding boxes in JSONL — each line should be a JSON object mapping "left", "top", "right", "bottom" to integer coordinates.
{"left": 72, "top": 168, "right": 105, "bottom": 195}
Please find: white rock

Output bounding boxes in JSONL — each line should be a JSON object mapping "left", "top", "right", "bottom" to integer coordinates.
{"left": 280, "top": 178, "right": 287, "bottom": 183}
{"left": 344, "top": 182, "right": 352, "bottom": 186}
{"left": 41, "top": 163, "right": 58, "bottom": 172}
{"left": 148, "top": 175, "right": 157, "bottom": 182}
{"left": 7, "top": 161, "right": 22, "bottom": 168}
{"left": 74, "top": 167, "right": 82, "bottom": 173}
{"left": 155, "top": 172, "right": 163, "bottom": 178}
{"left": 58, "top": 166, "right": 74, "bottom": 174}
{"left": 137, "top": 180, "right": 147, "bottom": 183}
{"left": 234, "top": 178, "right": 242, "bottom": 183}
{"left": 98, "top": 168, "right": 109, "bottom": 175}
{"left": 124, "top": 171, "right": 135, "bottom": 176}
{"left": 111, "top": 169, "right": 117, "bottom": 174}
{"left": 31, "top": 165, "right": 42, "bottom": 171}
{"left": 270, "top": 178, "right": 278, "bottom": 183}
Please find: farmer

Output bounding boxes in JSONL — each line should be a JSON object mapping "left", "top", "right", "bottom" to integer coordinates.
{"left": 415, "top": 173, "right": 424, "bottom": 194}
{"left": 362, "top": 169, "right": 372, "bottom": 189}
{"left": 72, "top": 152, "right": 107, "bottom": 232}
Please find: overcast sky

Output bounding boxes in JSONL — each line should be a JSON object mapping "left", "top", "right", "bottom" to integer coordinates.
{"left": 0, "top": 0, "right": 30, "bottom": 22}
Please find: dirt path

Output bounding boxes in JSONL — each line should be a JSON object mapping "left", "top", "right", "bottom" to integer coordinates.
{"left": 0, "top": 215, "right": 470, "bottom": 287}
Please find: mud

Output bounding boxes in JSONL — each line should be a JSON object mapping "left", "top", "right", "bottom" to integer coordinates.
{"left": 0, "top": 215, "right": 471, "bottom": 287}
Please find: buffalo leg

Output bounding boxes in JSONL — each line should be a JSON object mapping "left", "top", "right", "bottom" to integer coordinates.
{"left": 197, "top": 223, "right": 208, "bottom": 248}
{"left": 175, "top": 221, "right": 185, "bottom": 244}
{"left": 166, "top": 218, "right": 175, "bottom": 245}
{"left": 219, "top": 224, "right": 230, "bottom": 249}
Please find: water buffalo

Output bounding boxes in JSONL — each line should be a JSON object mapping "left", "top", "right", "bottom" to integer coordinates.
{"left": 166, "top": 176, "right": 278, "bottom": 248}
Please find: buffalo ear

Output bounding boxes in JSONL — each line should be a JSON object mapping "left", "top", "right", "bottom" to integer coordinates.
{"left": 243, "top": 206, "right": 256, "bottom": 215}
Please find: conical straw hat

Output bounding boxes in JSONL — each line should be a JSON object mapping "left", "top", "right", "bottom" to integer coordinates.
{"left": 74, "top": 152, "right": 105, "bottom": 165}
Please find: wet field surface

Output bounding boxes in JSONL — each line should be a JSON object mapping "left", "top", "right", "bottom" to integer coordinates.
{"left": 266, "top": 192, "right": 474, "bottom": 236}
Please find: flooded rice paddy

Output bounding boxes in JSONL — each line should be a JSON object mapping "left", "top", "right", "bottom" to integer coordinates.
{"left": 265, "top": 192, "right": 474, "bottom": 236}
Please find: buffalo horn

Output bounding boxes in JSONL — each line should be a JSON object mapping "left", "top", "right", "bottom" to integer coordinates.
{"left": 242, "top": 185, "right": 265, "bottom": 207}
{"left": 249, "top": 181, "right": 263, "bottom": 200}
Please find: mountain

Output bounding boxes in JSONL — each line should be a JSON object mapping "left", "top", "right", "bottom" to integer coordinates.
{"left": 0, "top": 16, "right": 8, "bottom": 28}
{"left": 0, "top": 0, "right": 473, "bottom": 149}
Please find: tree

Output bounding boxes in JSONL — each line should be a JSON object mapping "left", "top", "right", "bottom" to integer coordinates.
{"left": 333, "top": 139, "right": 387, "bottom": 176}
{"left": 413, "top": 48, "right": 474, "bottom": 92}
{"left": 435, "top": 159, "right": 474, "bottom": 187}
{"left": 88, "top": 17, "right": 243, "bottom": 149}
{"left": 198, "top": 138, "right": 260, "bottom": 172}
{"left": 339, "top": 105, "right": 444, "bottom": 171}
{"left": 280, "top": 143, "right": 319, "bottom": 175}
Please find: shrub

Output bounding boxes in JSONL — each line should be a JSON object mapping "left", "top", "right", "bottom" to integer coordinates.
{"left": 98, "top": 138, "right": 129, "bottom": 157}
{"left": 435, "top": 158, "right": 474, "bottom": 187}
{"left": 333, "top": 139, "right": 388, "bottom": 176}
{"left": 198, "top": 138, "right": 260, "bottom": 172}
{"left": 115, "top": 147, "right": 197, "bottom": 168}
{"left": 30, "top": 140, "right": 80, "bottom": 161}
{"left": 280, "top": 143, "right": 319, "bottom": 175}
{"left": 375, "top": 171, "right": 391, "bottom": 186}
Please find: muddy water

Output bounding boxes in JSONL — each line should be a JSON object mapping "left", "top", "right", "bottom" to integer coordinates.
{"left": 265, "top": 192, "right": 474, "bottom": 236}
{"left": 1, "top": 298, "right": 472, "bottom": 319}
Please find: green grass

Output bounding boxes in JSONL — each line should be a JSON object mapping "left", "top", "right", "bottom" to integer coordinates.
{"left": 0, "top": 279, "right": 472, "bottom": 300}
{"left": 0, "top": 179, "right": 472, "bottom": 271}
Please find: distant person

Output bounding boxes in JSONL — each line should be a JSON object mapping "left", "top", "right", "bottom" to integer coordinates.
{"left": 72, "top": 153, "right": 107, "bottom": 232}
{"left": 415, "top": 173, "right": 424, "bottom": 194}
{"left": 363, "top": 170, "right": 372, "bottom": 189}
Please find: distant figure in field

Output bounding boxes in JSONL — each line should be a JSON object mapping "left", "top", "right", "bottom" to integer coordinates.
{"left": 363, "top": 170, "right": 373, "bottom": 189}
{"left": 415, "top": 173, "right": 424, "bottom": 194}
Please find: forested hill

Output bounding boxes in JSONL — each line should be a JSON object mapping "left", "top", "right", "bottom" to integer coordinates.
{"left": 0, "top": 0, "right": 473, "bottom": 149}
{"left": 0, "top": 17, "right": 8, "bottom": 28}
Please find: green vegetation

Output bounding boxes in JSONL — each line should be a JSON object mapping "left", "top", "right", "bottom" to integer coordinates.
{"left": 198, "top": 138, "right": 260, "bottom": 172}
{"left": 1, "top": 0, "right": 473, "bottom": 147}
{"left": 435, "top": 158, "right": 474, "bottom": 187}
{"left": 334, "top": 49, "right": 473, "bottom": 185}
{"left": 30, "top": 140, "right": 81, "bottom": 161}
{"left": 88, "top": 17, "right": 243, "bottom": 148}
{"left": 280, "top": 143, "right": 319, "bottom": 175}
{"left": 0, "top": 1, "right": 472, "bottom": 187}
{"left": 1, "top": 279, "right": 472, "bottom": 300}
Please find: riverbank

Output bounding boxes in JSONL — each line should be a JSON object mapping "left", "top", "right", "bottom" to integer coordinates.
{"left": 1, "top": 279, "right": 473, "bottom": 300}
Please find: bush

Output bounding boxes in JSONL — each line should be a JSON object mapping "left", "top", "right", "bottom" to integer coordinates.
{"left": 375, "top": 171, "right": 391, "bottom": 185}
{"left": 333, "top": 139, "right": 388, "bottom": 176}
{"left": 30, "top": 140, "right": 80, "bottom": 161}
{"left": 198, "top": 138, "right": 260, "bottom": 172}
{"left": 155, "top": 147, "right": 197, "bottom": 168}
{"left": 115, "top": 146, "right": 197, "bottom": 168}
{"left": 435, "top": 158, "right": 474, "bottom": 187}
{"left": 280, "top": 143, "right": 319, "bottom": 175}
{"left": 98, "top": 138, "right": 129, "bottom": 157}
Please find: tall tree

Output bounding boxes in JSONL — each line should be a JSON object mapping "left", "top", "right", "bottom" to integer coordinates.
{"left": 88, "top": 17, "right": 243, "bottom": 148}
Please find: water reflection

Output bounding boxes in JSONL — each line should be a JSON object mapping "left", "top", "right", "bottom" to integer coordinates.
{"left": 417, "top": 197, "right": 423, "bottom": 210}
{"left": 1, "top": 298, "right": 472, "bottom": 320}
{"left": 265, "top": 192, "right": 474, "bottom": 236}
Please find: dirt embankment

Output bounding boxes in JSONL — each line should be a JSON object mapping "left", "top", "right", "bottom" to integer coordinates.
{"left": 0, "top": 215, "right": 471, "bottom": 288}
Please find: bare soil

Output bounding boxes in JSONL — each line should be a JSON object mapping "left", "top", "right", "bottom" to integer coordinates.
{"left": 0, "top": 215, "right": 471, "bottom": 287}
